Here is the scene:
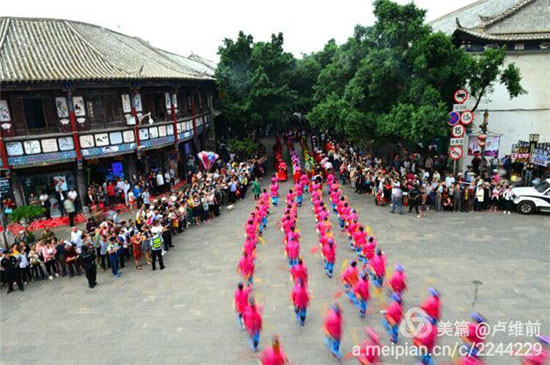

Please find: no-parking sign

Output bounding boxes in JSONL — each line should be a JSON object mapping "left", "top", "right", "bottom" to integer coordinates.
{"left": 448, "top": 111, "right": 460, "bottom": 127}
{"left": 451, "top": 124, "right": 465, "bottom": 138}
{"left": 461, "top": 110, "right": 474, "bottom": 125}
{"left": 449, "top": 145, "right": 464, "bottom": 160}
{"left": 454, "top": 89, "right": 468, "bottom": 104}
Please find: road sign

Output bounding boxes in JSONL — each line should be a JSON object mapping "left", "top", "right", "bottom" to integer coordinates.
{"left": 451, "top": 124, "right": 465, "bottom": 138}
{"left": 453, "top": 104, "right": 468, "bottom": 112}
{"left": 450, "top": 138, "right": 464, "bottom": 146}
{"left": 449, "top": 145, "right": 464, "bottom": 160}
{"left": 454, "top": 89, "right": 468, "bottom": 104}
{"left": 448, "top": 111, "right": 460, "bottom": 127}
{"left": 460, "top": 110, "right": 474, "bottom": 125}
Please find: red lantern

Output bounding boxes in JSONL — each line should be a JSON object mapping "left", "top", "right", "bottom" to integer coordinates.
{"left": 479, "top": 141, "right": 486, "bottom": 147}
{"left": 478, "top": 134, "right": 487, "bottom": 141}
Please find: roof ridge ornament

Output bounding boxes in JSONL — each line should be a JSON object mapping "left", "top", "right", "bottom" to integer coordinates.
{"left": 481, "top": 0, "right": 537, "bottom": 28}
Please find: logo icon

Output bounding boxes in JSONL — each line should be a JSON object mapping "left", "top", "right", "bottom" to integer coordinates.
{"left": 399, "top": 307, "right": 432, "bottom": 339}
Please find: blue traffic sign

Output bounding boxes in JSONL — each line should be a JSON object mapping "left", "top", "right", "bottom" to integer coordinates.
{"left": 448, "top": 111, "right": 460, "bottom": 126}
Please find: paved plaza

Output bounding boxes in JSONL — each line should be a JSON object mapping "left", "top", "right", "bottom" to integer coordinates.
{"left": 1, "top": 151, "right": 549, "bottom": 364}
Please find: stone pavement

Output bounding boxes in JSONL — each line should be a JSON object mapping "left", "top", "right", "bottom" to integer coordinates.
{"left": 1, "top": 148, "right": 549, "bottom": 364}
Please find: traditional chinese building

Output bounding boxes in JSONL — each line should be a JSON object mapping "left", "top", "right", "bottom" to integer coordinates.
{"left": 0, "top": 17, "right": 216, "bottom": 210}
{"left": 431, "top": 0, "right": 550, "bottom": 170}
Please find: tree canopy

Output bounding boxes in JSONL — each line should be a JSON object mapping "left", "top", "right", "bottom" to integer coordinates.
{"left": 216, "top": 32, "right": 296, "bottom": 135}
{"left": 216, "top": 0, "right": 525, "bottom": 144}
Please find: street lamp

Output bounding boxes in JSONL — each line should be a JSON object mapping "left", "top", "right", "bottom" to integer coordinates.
{"left": 478, "top": 110, "right": 489, "bottom": 176}
{"left": 138, "top": 112, "right": 154, "bottom": 125}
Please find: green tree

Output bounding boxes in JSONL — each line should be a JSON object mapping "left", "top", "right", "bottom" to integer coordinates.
{"left": 468, "top": 46, "right": 525, "bottom": 111}
{"left": 216, "top": 32, "right": 296, "bottom": 136}
{"left": 216, "top": 32, "right": 254, "bottom": 134}
{"left": 307, "top": 0, "right": 525, "bottom": 145}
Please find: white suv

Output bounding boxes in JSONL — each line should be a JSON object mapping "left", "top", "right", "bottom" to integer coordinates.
{"left": 512, "top": 178, "right": 550, "bottom": 214}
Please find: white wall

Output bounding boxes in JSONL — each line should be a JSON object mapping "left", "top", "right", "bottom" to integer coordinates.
{"left": 458, "top": 52, "right": 550, "bottom": 170}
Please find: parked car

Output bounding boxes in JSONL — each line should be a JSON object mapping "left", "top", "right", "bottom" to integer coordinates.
{"left": 512, "top": 178, "right": 550, "bottom": 214}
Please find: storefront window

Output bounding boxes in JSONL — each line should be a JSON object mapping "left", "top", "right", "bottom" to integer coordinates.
{"left": 87, "top": 160, "right": 128, "bottom": 184}
{"left": 21, "top": 171, "right": 75, "bottom": 217}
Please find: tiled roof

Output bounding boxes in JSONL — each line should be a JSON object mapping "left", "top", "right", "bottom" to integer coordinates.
{"left": 0, "top": 17, "right": 215, "bottom": 83}
{"left": 429, "top": 0, "right": 518, "bottom": 35}
{"left": 431, "top": 0, "right": 550, "bottom": 42}
{"left": 157, "top": 49, "right": 216, "bottom": 78}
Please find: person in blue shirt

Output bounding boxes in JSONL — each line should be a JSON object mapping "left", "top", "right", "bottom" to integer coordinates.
{"left": 133, "top": 184, "right": 142, "bottom": 208}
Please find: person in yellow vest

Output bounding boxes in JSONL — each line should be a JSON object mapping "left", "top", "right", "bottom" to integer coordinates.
{"left": 150, "top": 219, "right": 165, "bottom": 271}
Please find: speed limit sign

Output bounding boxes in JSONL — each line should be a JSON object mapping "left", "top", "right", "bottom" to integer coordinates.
{"left": 451, "top": 124, "right": 465, "bottom": 138}
{"left": 449, "top": 145, "right": 464, "bottom": 160}
{"left": 461, "top": 110, "right": 474, "bottom": 125}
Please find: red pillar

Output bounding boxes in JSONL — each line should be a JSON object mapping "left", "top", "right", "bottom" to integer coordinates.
{"left": 171, "top": 91, "right": 179, "bottom": 145}
{"left": 66, "top": 90, "right": 82, "bottom": 164}
{"left": 191, "top": 90, "right": 197, "bottom": 140}
{"left": 0, "top": 134, "right": 8, "bottom": 169}
{"left": 130, "top": 90, "right": 141, "bottom": 158}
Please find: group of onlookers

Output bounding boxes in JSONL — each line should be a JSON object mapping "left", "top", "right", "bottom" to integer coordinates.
{"left": 1, "top": 154, "right": 266, "bottom": 293}
{"left": 310, "top": 136, "right": 519, "bottom": 216}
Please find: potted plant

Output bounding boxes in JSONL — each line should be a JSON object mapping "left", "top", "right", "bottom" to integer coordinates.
{"left": 8, "top": 205, "right": 46, "bottom": 225}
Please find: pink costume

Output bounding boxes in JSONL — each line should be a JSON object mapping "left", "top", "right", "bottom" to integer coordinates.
{"left": 243, "top": 305, "right": 262, "bottom": 335}
{"left": 234, "top": 287, "right": 251, "bottom": 314}
{"left": 260, "top": 346, "right": 288, "bottom": 365}
{"left": 290, "top": 262, "right": 308, "bottom": 284}
{"left": 370, "top": 254, "right": 386, "bottom": 277}
{"left": 286, "top": 240, "right": 300, "bottom": 260}
{"left": 291, "top": 283, "right": 309, "bottom": 308}
{"left": 389, "top": 271, "right": 407, "bottom": 294}
{"left": 385, "top": 301, "right": 403, "bottom": 325}
{"left": 353, "top": 278, "right": 370, "bottom": 301}
{"left": 421, "top": 296, "right": 441, "bottom": 321}
{"left": 322, "top": 243, "right": 336, "bottom": 263}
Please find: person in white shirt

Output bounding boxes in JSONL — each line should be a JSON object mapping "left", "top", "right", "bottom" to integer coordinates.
{"left": 70, "top": 227, "right": 83, "bottom": 253}
{"left": 40, "top": 192, "right": 51, "bottom": 219}
{"left": 123, "top": 180, "right": 131, "bottom": 206}
{"left": 164, "top": 170, "right": 171, "bottom": 191}
{"left": 156, "top": 172, "right": 165, "bottom": 195}
{"left": 67, "top": 188, "right": 78, "bottom": 213}
{"left": 67, "top": 188, "right": 78, "bottom": 201}
{"left": 502, "top": 185, "right": 514, "bottom": 214}
{"left": 445, "top": 174, "right": 455, "bottom": 188}
{"left": 116, "top": 179, "right": 125, "bottom": 203}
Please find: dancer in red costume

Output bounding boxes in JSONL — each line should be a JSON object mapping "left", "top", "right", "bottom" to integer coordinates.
{"left": 259, "top": 336, "right": 288, "bottom": 365}
{"left": 234, "top": 282, "right": 251, "bottom": 330}
{"left": 324, "top": 303, "right": 343, "bottom": 358}
{"left": 291, "top": 279, "right": 310, "bottom": 326}
{"left": 420, "top": 288, "right": 441, "bottom": 323}
{"left": 350, "top": 327, "right": 382, "bottom": 364}
{"left": 388, "top": 263, "right": 407, "bottom": 295}
{"left": 243, "top": 297, "right": 262, "bottom": 351}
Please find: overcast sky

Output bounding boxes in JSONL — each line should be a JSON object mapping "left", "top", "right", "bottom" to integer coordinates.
{"left": 3, "top": 0, "right": 477, "bottom": 61}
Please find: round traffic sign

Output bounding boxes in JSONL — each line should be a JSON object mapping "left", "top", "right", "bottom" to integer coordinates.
{"left": 454, "top": 89, "right": 468, "bottom": 104}
{"left": 451, "top": 124, "right": 465, "bottom": 138}
{"left": 448, "top": 111, "right": 460, "bottom": 127}
{"left": 449, "top": 145, "right": 464, "bottom": 160}
{"left": 461, "top": 110, "right": 474, "bottom": 125}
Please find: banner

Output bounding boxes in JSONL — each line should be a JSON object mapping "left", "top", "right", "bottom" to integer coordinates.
{"left": 468, "top": 135, "right": 500, "bottom": 157}
{"left": 53, "top": 176, "right": 68, "bottom": 191}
